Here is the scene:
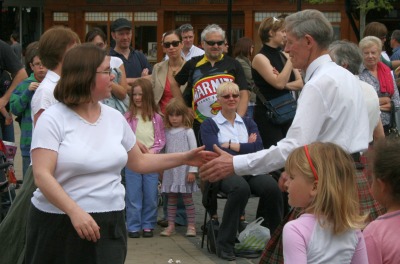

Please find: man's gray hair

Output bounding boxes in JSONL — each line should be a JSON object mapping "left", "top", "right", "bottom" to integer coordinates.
{"left": 285, "top": 9, "right": 333, "bottom": 49}
{"left": 201, "top": 24, "right": 225, "bottom": 42}
{"left": 391, "top": 29, "right": 400, "bottom": 43}
{"left": 329, "top": 40, "right": 362, "bottom": 75}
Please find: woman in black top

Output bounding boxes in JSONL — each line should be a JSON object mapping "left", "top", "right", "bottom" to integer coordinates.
{"left": 252, "top": 17, "right": 303, "bottom": 148}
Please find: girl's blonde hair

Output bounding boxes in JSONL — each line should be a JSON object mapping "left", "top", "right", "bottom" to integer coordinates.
{"left": 127, "top": 78, "right": 159, "bottom": 122}
{"left": 285, "top": 142, "right": 366, "bottom": 234}
{"left": 164, "top": 98, "right": 193, "bottom": 129}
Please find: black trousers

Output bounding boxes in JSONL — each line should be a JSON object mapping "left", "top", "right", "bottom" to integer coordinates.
{"left": 26, "top": 205, "right": 127, "bottom": 264}
{"left": 217, "top": 175, "right": 283, "bottom": 253}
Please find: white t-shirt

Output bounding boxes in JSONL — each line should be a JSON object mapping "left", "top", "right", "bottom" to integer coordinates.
{"left": 31, "top": 70, "right": 60, "bottom": 119}
{"left": 31, "top": 102, "right": 136, "bottom": 214}
{"left": 110, "top": 56, "right": 123, "bottom": 69}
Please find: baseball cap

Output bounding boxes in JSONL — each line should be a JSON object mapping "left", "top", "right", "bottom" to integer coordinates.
{"left": 111, "top": 18, "right": 132, "bottom": 32}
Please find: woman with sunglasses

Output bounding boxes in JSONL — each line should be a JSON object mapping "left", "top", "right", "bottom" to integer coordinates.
{"left": 152, "top": 30, "right": 186, "bottom": 114}
{"left": 200, "top": 82, "right": 283, "bottom": 261}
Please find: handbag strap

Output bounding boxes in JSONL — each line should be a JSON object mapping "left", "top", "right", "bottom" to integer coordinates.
{"left": 252, "top": 85, "right": 268, "bottom": 105}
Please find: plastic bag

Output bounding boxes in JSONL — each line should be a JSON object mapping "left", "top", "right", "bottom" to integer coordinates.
{"left": 235, "top": 217, "right": 270, "bottom": 252}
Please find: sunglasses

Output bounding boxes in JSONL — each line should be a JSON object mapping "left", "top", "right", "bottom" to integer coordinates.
{"left": 204, "top": 40, "right": 225, "bottom": 46}
{"left": 221, "top": 94, "right": 239, "bottom": 99}
{"left": 163, "top": 41, "right": 181, "bottom": 48}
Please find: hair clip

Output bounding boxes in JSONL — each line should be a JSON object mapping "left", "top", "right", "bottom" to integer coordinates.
{"left": 273, "top": 17, "right": 280, "bottom": 23}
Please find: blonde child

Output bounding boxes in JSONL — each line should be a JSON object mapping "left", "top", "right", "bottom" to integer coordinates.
{"left": 363, "top": 138, "right": 400, "bottom": 263}
{"left": 160, "top": 98, "right": 199, "bottom": 237}
{"left": 124, "top": 78, "right": 165, "bottom": 238}
{"left": 282, "top": 142, "right": 368, "bottom": 263}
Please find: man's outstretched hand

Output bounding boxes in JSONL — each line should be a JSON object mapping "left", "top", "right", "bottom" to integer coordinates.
{"left": 199, "top": 145, "right": 234, "bottom": 182}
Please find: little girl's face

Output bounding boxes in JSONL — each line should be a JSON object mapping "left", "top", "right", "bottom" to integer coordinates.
{"left": 285, "top": 169, "right": 316, "bottom": 208}
{"left": 168, "top": 113, "right": 183, "bottom": 128}
{"left": 132, "top": 86, "right": 143, "bottom": 108}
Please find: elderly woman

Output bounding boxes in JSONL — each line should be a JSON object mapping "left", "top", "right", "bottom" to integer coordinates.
{"left": 252, "top": 17, "right": 303, "bottom": 149}
{"left": 359, "top": 36, "right": 400, "bottom": 135}
{"left": 152, "top": 29, "right": 186, "bottom": 114}
{"left": 26, "top": 44, "right": 214, "bottom": 263}
{"left": 200, "top": 82, "right": 283, "bottom": 261}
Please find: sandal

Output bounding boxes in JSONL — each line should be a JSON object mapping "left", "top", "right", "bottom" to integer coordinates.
{"left": 160, "top": 227, "right": 175, "bottom": 237}
{"left": 186, "top": 226, "right": 196, "bottom": 237}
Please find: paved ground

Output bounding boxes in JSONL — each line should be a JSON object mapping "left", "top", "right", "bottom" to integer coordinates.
{"left": 12, "top": 122, "right": 263, "bottom": 264}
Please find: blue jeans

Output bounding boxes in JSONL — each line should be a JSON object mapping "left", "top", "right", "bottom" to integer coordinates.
{"left": 125, "top": 168, "right": 158, "bottom": 232}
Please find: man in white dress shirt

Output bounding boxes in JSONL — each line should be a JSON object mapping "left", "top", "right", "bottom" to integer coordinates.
{"left": 200, "top": 9, "right": 369, "bottom": 184}
{"left": 177, "top": 24, "right": 205, "bottom": 61}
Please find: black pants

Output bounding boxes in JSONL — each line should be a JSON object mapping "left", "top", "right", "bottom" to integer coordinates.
{"left": 26, "top": 205, "right": 127, "bottom": 264}
{"left": 217, "top": 175, "right": 283, "bottom": 253}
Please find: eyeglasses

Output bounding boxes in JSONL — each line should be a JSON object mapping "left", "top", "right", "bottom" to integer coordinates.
{"left": 220, "top": 94, "right": 239, "bottom": 99}
{"left": 96, "top": 68, "right": 114, "bottom": 76}
{"left": 163, "top": 41, "right": 181, "bottom": 48}
{"left": 304, "top": 145, "right": 318, "bottom": 181}
{"left": 204, "top": 40, "right": 225, "bottom": 46}
{"left": 32, "top": 62, "right": 43, "bottom": 67}
{"left": 380, "top": 35, "right": 387, "bottom": 40}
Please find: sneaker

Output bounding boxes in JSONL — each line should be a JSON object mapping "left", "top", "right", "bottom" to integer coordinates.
{"left": 128, "top": 231, "right": 140, "bottom": 238}
{"left": 160, "top": 227, "right": 175, "bottom": 237}
{"left": 142, "top": 229, "right": 153, "bottom": 238}
{"left": 186, "top": 226, "right": 196, "bottom": 237}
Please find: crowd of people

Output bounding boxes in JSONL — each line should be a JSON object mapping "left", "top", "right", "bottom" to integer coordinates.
{"left": 0, "top": 8, "right": 400, "bottom": 263}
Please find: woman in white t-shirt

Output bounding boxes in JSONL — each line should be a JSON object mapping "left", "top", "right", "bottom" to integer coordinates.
{"left": 26, "top": 44, "right": 214, "bottom": 264}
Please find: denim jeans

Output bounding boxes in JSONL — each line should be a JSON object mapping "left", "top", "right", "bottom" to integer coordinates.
{"left": 125, "top": 168, "right": 158, "bottom": 232}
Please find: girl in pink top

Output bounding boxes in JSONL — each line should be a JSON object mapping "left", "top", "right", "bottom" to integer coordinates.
{"left": 282, "top": 142, "right": 368, "bottom": 264}
{"left": 363, "top": 138, "right": 400, "bottom": 264}
{"left": 124, "top": 78, "right": 165, "bottom": 238}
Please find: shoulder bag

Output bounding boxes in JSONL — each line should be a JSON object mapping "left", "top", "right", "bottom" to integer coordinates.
{"left": 253, "top": 86, "right": 297, "bottom": 125}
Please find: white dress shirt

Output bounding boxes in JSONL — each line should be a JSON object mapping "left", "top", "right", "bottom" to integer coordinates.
{"left": 233, "top": 54, "right": 369, "bottom": 175}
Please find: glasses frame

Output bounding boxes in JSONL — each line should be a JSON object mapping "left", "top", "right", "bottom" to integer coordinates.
{"left": 204, "top": 40, "right": 225, "bottom": 46}
{"left": 96, "top": 67, "right": 114, "bottom": 76}
{"left": 220, "top": 94, "right": 239, "bottom": 99}
{"left": 162, "top": 41, "right": 181, "bottom": 48}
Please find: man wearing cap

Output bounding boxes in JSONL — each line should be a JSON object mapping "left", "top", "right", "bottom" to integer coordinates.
{"left": 110, "top": 18, "right": 153, "bottom": 87}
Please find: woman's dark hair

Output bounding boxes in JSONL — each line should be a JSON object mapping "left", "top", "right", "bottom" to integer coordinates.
{"left": 233, "top": 37, "right": 254, "bottom": 59}
{"left": 54, "top": 44, "right": 106, "bottom": 106}
{"left": 162, "top": 29, "right": 182, "bottom": 42}
{"left": 85, "top": 27, "right": 107, "bottom": 43}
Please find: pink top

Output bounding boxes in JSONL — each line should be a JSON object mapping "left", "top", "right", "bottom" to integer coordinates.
{"left": 363, "top": 210, "right": 400, "bottom": 264}
{"left": 283, "top": 214, "right": 368, "bottom": 264}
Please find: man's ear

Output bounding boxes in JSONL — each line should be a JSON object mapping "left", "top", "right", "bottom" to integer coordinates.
{"left": 304, "top": 34, "right": 314, "bottom": 47}
{"left": 111, "top": 32, "right": 116, "bottom": 40}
